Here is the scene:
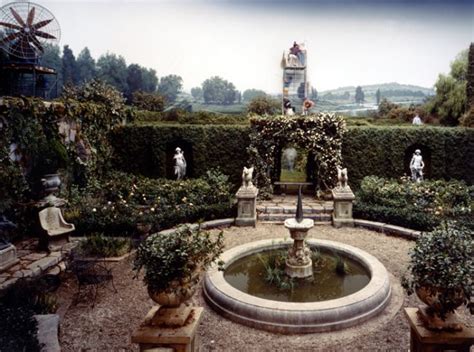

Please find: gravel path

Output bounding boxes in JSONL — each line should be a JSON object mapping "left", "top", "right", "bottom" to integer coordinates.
{"left": 58, "top": 224, "right": 471, "bottom": 351}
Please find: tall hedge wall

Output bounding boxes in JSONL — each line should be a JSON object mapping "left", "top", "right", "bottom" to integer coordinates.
{"left": 342, "top": 127, "right": 474, "bottom": 187}
{"left": 111, "top": 124, "right": 250, "bottom": 186}
{"left": 111, "top": 124, "right": 474, "bottom": 189}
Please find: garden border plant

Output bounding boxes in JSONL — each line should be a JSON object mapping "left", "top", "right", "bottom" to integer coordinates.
{"left": 354, "top": 176, "right": 472, "bottom": 231}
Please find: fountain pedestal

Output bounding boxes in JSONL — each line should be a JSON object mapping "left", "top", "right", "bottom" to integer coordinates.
{"left": 284, "top": 218, "right": 314, "bottom": 278}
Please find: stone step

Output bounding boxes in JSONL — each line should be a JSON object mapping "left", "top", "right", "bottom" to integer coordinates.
{"left": 259, "top": 220, "right": 332, "bottom": 225}
{"left": 257, "top": 213, "right": 332, "bottom": 222}
{"left": 256, "top": 205, "right": 333, "bottom": 215}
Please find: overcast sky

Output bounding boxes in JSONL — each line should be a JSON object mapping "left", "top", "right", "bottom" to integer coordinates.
{"left": 20, "top": 0, "right": 474, "bottom": 92}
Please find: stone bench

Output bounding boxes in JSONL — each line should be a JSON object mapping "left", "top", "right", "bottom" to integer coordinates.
{"left": 38, "top": 207, "right": 74, "bottom": 250}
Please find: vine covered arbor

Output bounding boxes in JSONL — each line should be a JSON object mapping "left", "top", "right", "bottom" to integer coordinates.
{"left": 248, "top": 113, "right": 346, "bottom": 198}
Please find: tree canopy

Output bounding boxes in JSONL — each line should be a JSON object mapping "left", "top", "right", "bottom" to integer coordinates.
{"left": 191, "top": 87, "right": 203, "bottom": 101}
{"left": 242, "top": 89, "right": 266, "bottom": 102}
{"left": 426, "top": 48, "right": 468, "bottom": 125}
{"left": 18, "top": 44, "right": 160, "bottom": 100}
{"left": 355, "top": 86, "right": 365, "bottom": 104}
{"left": 77, "top": 47, "right": 96, "bottom": 84}
{"left": 157, "top": 75, "right": 183, "bottom": 103}
{"left": 202, "top": 76, "right": 237, "bottom": 105}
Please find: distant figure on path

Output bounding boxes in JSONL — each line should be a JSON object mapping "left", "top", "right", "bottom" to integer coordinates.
{"left": 410, "top": 149, "right": 424, "bottom": 182}
{"left": 302, "top": 98, "right": 315, "bottom": 115}
{"left": 283, "top": 98, "right": 295, "bottom": 116}
{"left": 412, "top": 114, "right": 423, "bottom": 125}
{"left": 173, "top": 147, "right": 187, "bottom": 180}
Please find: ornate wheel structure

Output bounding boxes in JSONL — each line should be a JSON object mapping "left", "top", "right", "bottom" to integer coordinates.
{"left": 0, "top": 1, "right": 61, "bottom": 98}
{"left": 0, "top": 1, "right": 60, "bottom": 60}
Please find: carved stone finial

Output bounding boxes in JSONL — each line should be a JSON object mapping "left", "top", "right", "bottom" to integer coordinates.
{"left": 296, "top": 186, "right": 303, "bottom": 223}
{"left": 242, "top": 167, "right": 254, "bottom": 189}
{"left": 337, "top": 167, "right": 348, "bottom": 190}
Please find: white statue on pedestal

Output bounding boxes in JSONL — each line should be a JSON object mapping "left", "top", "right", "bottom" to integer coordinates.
{"left": 173, "top": 147, "right": 187, "bottom": 180}
{"left": 410, "top": 149, "right": 424, "bottom": 182}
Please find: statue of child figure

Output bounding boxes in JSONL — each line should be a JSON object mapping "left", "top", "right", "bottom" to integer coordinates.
{"left": 173, "top": 147, "right": 187, "bottom": 180}
{"left": 410, "top": 149, "right": 424, "bottom": 182}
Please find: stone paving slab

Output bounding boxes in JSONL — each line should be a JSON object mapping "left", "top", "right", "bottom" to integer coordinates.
{"left": 0, "top": 238, "right": 76, "bottom": 292}
{"left": 23, "top": 252, "right": 48, "bottom": 261}
{"left": 35, "top": 314, "right": 61, "bottom": 352}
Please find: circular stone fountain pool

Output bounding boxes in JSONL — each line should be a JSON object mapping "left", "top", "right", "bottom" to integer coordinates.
{"left": 203, "top": 238, "right": 391, "bottom": 333}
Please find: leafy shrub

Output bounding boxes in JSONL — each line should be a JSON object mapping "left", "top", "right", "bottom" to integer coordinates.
{"left": 62, "top": 79, "right": 127, "bottom": 117}
{"left": 402, "top": 222, "right": 473, "bottom": 319}
{"left": 78, "top": 234, "right": 132, "bottom": 257}
{"left": 247, "top": 96, "right": 281, "bottom": 116}
{"left": 132, "top": 91, "right": 166, "bottom": 112}
{"left": 0, "top": 304, "right": 41, "bottom": 352}
{"left": 376, "top": 98, "right": 428, "bottom": 123}
{"left": 64, "top": 170, "right": 234, "bottom": 236}
{"left": 354, "top": 176, "right": 472, "bottom": 231}
{"left": 460, "top": 106, "right": 474, "bottom": 127}
{"left": 134, "top": 226, "right": 224, "bottom": 293}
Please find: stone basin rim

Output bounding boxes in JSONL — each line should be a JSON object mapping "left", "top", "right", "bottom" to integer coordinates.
{"left": 203, "top": 238, "right": 392, "bottom": 333}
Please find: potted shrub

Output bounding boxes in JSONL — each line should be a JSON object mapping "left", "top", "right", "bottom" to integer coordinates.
{"left": 402, "top": 221, "right": 473, "bottom": 330}
{"left": 133, "top": 226, "right": 224, "bottom": 326}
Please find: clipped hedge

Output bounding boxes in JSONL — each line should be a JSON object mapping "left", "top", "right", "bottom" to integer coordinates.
{"left": 342, "top": 126, "right": 474, "bottom": 188}
{"left": 134, "top": 109, "right": 249, "bottom": 125}
{"left": 112, "top": 124, "right": 473, "bottom": 190}
{"left": 111, "top": 124, "right": 250, "bottom": 186}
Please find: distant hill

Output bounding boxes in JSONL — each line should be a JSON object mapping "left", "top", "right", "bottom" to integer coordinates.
{"left": 319, "top": 82, "right": 434, "bottom": 98}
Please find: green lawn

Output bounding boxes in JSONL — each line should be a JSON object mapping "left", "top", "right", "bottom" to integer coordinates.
{"left": 280, "top": 169, "right": 307, "bottom": 182}
{"left": 191, "top": 103, "right": 247, "bottom": 114}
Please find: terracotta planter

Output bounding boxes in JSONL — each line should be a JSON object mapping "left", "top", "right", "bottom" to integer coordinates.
{"left": 416, "top": 285, "right": 465, "bottom": 330}
{"left": 148, "top": 272, "right": 200, "bottom": 308}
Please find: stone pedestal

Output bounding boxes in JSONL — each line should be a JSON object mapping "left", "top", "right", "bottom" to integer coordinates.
{"left": 132, "top": 307, "right": 204, "bottom": 352}
{"left": 332, "top": 187, "right": 355, "bottom": 228}
{"left": 404, "top": 308, "right": 474, "bottom": 352}
{"left": 0, "top": 243, "right": 19, "bottom": 272}
{"left": 235, "top": 186, "right": 258, "bottom": 227}
{"left": 284, "top": 218, "right": 314, "bottom": 278}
